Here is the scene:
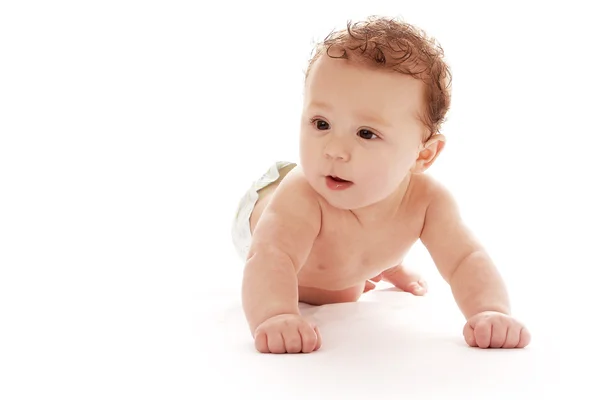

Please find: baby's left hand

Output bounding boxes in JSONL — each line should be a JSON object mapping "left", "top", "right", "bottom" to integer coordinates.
{"left": 463, "top": 311, "right": 531, "bottom": 349}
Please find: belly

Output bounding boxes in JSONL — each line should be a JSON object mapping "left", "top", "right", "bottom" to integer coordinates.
{"left": 294, "top": 233, "right": 418, "bottom": 305}
{"left": 296, "top": 239, "right": 401, "bottom": 290}
{"left": 294, "top": 250, "right": 391, "bottom": 305}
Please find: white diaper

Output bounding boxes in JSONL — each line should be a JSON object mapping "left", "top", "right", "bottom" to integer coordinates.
{"left": 231, "top": 161, "right": 296, "bottom": 261}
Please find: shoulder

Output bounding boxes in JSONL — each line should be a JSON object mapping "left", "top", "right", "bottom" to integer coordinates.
{"left": 417, "top": 173, "right": 464, "bottom": 239}
{"left": 403, "top": 173, "right": 461, "bottom": 238}
{"left": 412, "top": 172, "right": 446, "bottom": 193}
{"left": 249, "top": 165, "right": 322, "bottom": 268}
{"left": 271, "top": 165, "right": 322, "bottom": 213}
{"left": 405, "top": 172, "right": 454, "bottom": 209}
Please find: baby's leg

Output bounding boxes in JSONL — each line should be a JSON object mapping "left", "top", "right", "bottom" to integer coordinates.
{"left": 376, "top": 264, "right": 428, "bottom": 295}
{"left": 298, "top": 284, "right": 365, "bottom": 306}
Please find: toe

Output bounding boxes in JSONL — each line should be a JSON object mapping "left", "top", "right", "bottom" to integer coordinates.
{"left": 364, "top": 280, "right": 376, "bottom": 293}
{"left": 408, "top": 281, "right": 427, "bottom": 296}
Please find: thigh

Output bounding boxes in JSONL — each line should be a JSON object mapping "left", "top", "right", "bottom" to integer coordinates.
{"left": 298, "top": 284, "right": 364, "bottom": 306}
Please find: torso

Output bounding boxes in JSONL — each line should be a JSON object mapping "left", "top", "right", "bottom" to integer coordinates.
{"left": 249, "top": 168, "right": 433, "bottom": 305}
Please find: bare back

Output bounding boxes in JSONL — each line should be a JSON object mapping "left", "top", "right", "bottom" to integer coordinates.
{"left": 249, "top": 166, "right": 435, "bottom": 305}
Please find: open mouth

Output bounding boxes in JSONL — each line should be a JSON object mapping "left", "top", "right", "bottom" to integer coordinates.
{"left": 325, "top": 175, "right": 353, "bottom": 190}
{"left": 328, "top": 175, "right": 351, "bottom": 183}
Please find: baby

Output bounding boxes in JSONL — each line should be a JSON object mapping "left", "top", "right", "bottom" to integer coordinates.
{"left": 231, "top": 16, "right": 531, "bottom": 353}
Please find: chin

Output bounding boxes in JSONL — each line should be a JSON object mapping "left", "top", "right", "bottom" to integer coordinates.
{"left": 316, "top": 185, "right": 377, "bottom": 210}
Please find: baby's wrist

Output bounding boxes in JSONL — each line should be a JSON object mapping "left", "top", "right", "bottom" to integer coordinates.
{"left": 467, "top": 306, "right": 511, "bottom": 319}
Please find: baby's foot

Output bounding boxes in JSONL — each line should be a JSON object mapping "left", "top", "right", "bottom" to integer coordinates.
{"left": 381, "top": 265, "right": 427, "bottom": 296}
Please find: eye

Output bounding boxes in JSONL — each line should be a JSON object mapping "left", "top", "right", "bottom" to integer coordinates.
{"left": 357, "top": 129, "right": 379, "bottom": 140}
{"left": 311, "top": 118, "right": 330, "bottom": 130}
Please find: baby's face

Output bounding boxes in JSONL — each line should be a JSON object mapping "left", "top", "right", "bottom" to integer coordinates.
{"left": 299, "top": 55, "right": 428, "bottom": 210}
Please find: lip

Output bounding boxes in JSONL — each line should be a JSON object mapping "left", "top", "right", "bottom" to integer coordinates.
{"left": 325, "top": 175, "right": 353, "bottom": 191}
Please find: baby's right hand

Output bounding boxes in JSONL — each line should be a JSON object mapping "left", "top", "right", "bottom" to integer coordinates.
{"left": 254, "top": 314, "right": 322, "bottom": 354}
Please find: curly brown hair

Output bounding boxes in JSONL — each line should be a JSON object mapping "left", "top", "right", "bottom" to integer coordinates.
{"left": 305, "top": 16, "right": 452, "bottom": 141}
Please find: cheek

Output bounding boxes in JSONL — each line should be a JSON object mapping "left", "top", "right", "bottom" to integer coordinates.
{"left": 300, "top": 130, "right": 325, "bottom": 152}
{"left": 353, "top": 159, "right": 390, "bottom": 186}
{"left": 299, "top": 132, "right": 319, "bottom": 170}
{"left": 299, "top": 133, "right": 309, "bottom": 155}
{"left": 357, "top": 151, "right": 410, "bottom": 185}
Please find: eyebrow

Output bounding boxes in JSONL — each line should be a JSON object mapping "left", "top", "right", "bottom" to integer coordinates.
{"left": 307, "top": 100, "right": 333, "bottom": 111}
{"left": 307, "top": 101, "right": 392, "bottom": 128}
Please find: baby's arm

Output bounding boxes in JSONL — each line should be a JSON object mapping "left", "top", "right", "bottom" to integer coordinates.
{"left": 419, "top": 183, "right": 510, "bottom": 318}
{"left": 420, "top": 182, "right": 530, "bottom": 348}
{"left": 242, "top": 171, "right": 322, "bottom": 334}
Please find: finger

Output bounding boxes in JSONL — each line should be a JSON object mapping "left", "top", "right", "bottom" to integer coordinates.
{"left": 314, "top": 326, "right": 323, "bottom": 351}
{"left": 283, "top": 328, "right": 303, "bottom": 353}
{"left": 490, "top": 323, "right": 508, "bottom": 348}
{"left": 517, "top": 327, "right": 532, "bottom": 348}
{"left": 463, "top": 323, "right": 477, "bottom": 347}
{"left": 267, "top": 331, "right": 286, "bottom": 354}
{"left": 474, "top": 321, "right": 492, "bottom": 348}
{"left": 503, "top": 325, "right": 521, "bottom": 349}
{"left": 298, "top": 322, "right": 319, "bottom": 353}
{"left": 254, "top": 330, "right": 269, "bottom": 353}
{"left": 370, "top": 273, "right": 383, "bottom": 282}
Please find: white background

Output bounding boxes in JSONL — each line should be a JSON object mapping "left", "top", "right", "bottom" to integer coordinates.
{"left": 1, "top": 0, "right": 599, "bottom": 398}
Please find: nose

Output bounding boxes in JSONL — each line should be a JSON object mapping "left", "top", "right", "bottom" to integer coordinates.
{"left": 323, "top": 135, "right": 351, "bottom": 161}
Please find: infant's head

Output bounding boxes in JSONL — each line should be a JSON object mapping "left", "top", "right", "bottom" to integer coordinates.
{"left": 299, "top": 16, "right": 452, "bottom": 210}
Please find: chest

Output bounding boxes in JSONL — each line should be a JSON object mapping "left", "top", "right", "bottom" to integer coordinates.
{"left": 307, "top": 212, "right": 420, "bottom": 273}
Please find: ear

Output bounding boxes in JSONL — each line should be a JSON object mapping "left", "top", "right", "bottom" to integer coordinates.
{"left": 412, "top": 134, "right": 446, "bottom": 173}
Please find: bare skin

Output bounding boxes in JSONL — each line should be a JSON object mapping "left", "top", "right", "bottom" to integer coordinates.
{"left": 240, "top": 53, "right": 531, "bottom": 354}
{"left": 250, "top": 166, "right": 428, "bottom": 306}
{"left": 244, "top": 167, "right": 530, "bottom": 353}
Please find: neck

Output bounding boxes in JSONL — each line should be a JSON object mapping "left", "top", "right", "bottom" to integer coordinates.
{"left": 349, "top": 173, "right": 413, "bottom": 225}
